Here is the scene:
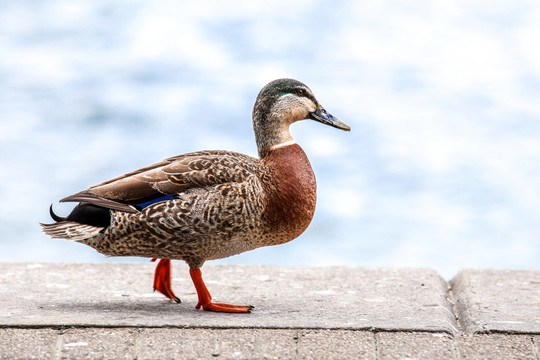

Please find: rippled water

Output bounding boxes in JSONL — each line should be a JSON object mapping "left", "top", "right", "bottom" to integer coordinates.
{"left": 1, "top": 1, "right": 539, "bottom": 278}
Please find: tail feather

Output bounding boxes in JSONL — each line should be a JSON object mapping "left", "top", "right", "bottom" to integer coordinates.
{"left": 49, "top": 204, "right": 66, "bottom": 222}
{"left": 40, "top": 221, "right": 104, "bottom": 241}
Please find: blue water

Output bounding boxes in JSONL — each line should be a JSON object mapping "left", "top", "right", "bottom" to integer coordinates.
{"left": 1, "top": 1, "right": 539, "bottom": 279}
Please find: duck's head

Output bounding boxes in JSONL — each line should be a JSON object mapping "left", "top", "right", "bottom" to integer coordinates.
{"left": 252, "top": 78, "right": 350, "bottom": 157}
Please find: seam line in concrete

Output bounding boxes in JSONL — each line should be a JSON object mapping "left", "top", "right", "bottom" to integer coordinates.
{"left": 451, "top": 336, "right": 462, "bottom": 360}
{"left": 133, "top": 329, "right": 143, "bottom": 360}
{"left": 53, "top": 329, "right": 63, "bottom": 360}
{"left": 0, "top": 324, "right": 460, "bottom": 334}
{"left": 532, "top": 335, "right": 540, "bottom": 360}
{"left": 446, "top": 282, "right": 463, "bottom": 333}
{"left": 450, "top": 272, "right": 477, "bottom": 334}
{"left": 211, "top": 329, "right": 221, "bottom": 357}
{"left": 293, "top": 331, "right": 299, "bottom": 360}
{"left": 465, "top": 329, "right": 540, "bottom": 336}
{"left": 373, "top": 331, "right": 381, "bottom": 360}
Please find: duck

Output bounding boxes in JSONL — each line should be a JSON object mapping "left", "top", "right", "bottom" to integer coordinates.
{"left": 41, "top": 78, "right": 350, "bottom": 313}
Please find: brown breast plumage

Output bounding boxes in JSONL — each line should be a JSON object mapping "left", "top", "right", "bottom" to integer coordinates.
{"left": 259, "top": 143, "right": 317, "bottom": 244}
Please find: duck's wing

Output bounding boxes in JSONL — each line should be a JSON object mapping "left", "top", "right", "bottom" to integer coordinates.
{"left": 60, "top": 150, "right": 259, "bottom": 213}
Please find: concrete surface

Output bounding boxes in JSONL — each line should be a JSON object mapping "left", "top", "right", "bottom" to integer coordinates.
{"left": 0, "top": 263, "right": 457, "bottom": 333}
{"left": 451, "top": 269, "right": 540, "bottom": 334}
{"left": 0, "top": 263, "right": 539, "bottom": 359}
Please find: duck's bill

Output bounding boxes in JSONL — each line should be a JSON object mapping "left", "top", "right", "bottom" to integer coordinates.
{"left": 309, "top": 106, "right": 351, "bottom": 131}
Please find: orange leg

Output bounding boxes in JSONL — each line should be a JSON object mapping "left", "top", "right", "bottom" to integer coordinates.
{"left": 151, "top": 258, "right": 181, "bottom": 303}
{"left": 189, "top": 268, "right": 253, "bottom": 313}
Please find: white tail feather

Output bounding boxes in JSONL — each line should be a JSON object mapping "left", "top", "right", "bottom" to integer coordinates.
{"left": 41, "top": 221, "right": 103, "bottom": 241}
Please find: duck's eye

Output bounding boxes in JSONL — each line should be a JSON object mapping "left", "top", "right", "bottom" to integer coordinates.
{"left": 295, "top": 89, "right": 306, "bottom": 97}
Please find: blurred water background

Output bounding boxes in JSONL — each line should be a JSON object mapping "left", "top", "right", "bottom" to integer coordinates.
{"left": 1, "top": 1, "right": 539, "bottom": 279}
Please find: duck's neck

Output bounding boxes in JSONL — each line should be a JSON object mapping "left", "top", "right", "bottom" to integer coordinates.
{"left": 253, "top": 108, "right": 295, "bottom": 158}
{"left": 267, "top": 140, "right": 296, "bottom": 150}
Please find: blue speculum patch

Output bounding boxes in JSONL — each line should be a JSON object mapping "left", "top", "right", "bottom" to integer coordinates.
{"left": 137, "top": 195, "right": 175, "bottom": 209}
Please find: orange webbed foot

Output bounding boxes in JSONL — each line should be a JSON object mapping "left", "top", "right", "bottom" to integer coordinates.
{"left": 196, "top": 301, "right": 254, "bottom": 313}
{"left": 190, "top": 268, "right": 253, "bottom": 313}
{"left": 152, "top": 258, "right": 181, "bottom": 303}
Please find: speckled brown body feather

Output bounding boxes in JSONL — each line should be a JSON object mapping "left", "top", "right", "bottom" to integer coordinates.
{"left": 77, "top": 144, "right": 315, "bottom": 269}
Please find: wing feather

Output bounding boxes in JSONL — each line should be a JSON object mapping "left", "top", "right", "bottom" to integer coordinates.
{"left": 60, "top": 150, "right": 259, "bottom": 212}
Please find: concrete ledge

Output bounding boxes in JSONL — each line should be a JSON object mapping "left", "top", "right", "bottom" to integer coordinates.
{"left": 0, "top": 263, "right": 456, "bottom": 333}
{"left": 0, "top": 263, "right": 539, "bottom": 359}
{"left": 451, "top": 269, "right": 540, "bottom": 334}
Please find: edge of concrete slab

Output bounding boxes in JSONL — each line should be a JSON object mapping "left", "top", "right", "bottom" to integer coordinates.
{"left": 1, "top": 263, "right": 459, "bottom": 334}
{"left": 450, "top": 268, "right": 540, "bottom": 335}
